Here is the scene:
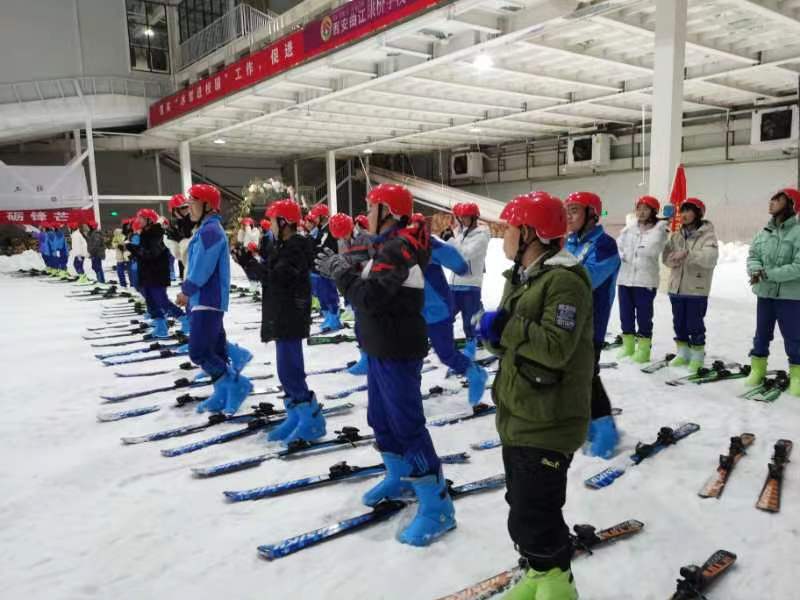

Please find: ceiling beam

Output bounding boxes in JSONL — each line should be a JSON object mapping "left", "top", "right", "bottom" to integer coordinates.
{"left": 725, "top": 0, "right": 800, "bottom": 29}
{"left": 516, "top": 40, "right": 654, "bottom": 75}
{"left": 452, "top": 60, "right": 620, "bottom": 93}
{"left": 406, "top": 75, "right": 569, "bottom": 103}
{"left": 382, "top": 45, "right": 432, "bottom": 59}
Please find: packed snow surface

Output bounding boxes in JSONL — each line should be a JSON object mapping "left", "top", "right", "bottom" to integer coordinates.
{"left": 2, "top": 239, "right": 798, "bottom": 600}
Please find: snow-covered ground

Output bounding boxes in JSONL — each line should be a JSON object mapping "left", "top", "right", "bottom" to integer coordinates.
{"left": 2, "top": 239, "right": 798, "bottom": 600}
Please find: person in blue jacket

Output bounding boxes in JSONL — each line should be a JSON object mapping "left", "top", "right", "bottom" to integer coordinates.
{"left": 52, "top": 224, "right": 69, "bottom": 276}
{"left": 176, "top": 183, "right": 253, "bottom": 416}
{"left": 565, "top": 191, "right": 621, "bottom": 459}
{"left": 410, "top": 214, "right": 488, "bottom": 406}
{"left": 38, "top": 223, "right": 53, "bottom": 272}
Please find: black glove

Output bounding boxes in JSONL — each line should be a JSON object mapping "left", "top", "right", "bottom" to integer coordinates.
{"left": 441, "top": 228, "right": 454, "bottom": 241}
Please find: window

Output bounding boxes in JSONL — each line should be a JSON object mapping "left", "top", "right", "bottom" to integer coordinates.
{"left": 177, "top": 0, "right": 233, "bottom": 43}
{"left": 126, "top": 0, "right": 170, "bottom": 74}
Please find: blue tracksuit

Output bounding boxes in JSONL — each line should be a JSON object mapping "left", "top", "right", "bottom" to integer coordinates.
{"left": 38, "top": 231, "right": 52, "bottom": 267}
{"left": 669, "top": 295, "right": 709, "bottom": 346}
{"left": 276, "top": 339, "right": 312, "bottom": 402}
{"left": 182, "top": 214, "right": 230, "bottom": 378}
{"left": 129, "top": 233, "right": 141, "bottom": 290}
{"left": 311, "top": 273, "right": 340, "bottom": 314}
{"left": 425, "top": 237, "right": 471, "bottom": 375}
{"left": 618, "top": 286, "right": 657, "bottom": 338}
{"left": 752, "top": 298, "right": 800, "bottom": 364}
{"left": 566, "top": 225, "right": 621, "bottom": 345}
{"left": 52, "top": 230, "right": 68, "bottom": 269}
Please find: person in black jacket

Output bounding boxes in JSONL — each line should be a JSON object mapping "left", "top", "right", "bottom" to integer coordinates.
{"left": 307, "top": 204, "right": 344, "bottom": 332}
{"left": 236, "top": 199, "right": 325, "bottom": 445}
{"left": 166, "top": 194, "right": 195, "bottom": 280}
{"left": 316, "top": 183, "right": 454, "bottom": 547}
{"left": 127, "top": 208, "right": 184, "bottom": 339}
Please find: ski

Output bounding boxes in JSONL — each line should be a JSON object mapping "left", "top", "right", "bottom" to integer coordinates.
{"left": 88, "top": 331, "right": 185, "bottom": 348}
{"left": 256, "top": 474, "right": 506, "bottom": 561}
{"left": 223, "top": 452, "right": 471, "bottom": 502}
{"left": 698, "top": 433, "right": 756, "bottom": 498}
{"left": 641, "top": 354, "right": 676, "bottom": 374}
{"left": 429, "top": 403, "right": 496, "bottom": 427}
{"left": 307, "top": 334, "right": 357, "bottom": 346}
{"left": 189, "top": 424, "right": 373, "bottom": 475}
{"left": 101, "top": 347, "right": 189, "bottom": 367}
{"left": 307, "top": 361, "right": 361, "bottom": 376}
{"left": 665, "top": 361, "right": 741, "bottom": 386}
{"left": 174, "top": 385, "right": 283, "bottom": 407}
{"left": 324, "top": 365, "right": 436, "bottom": 399}
{"left": 95, "top": 340, "right": 184, "bottom": 360}
{"left": 436, "top": 519, "right": 645, "bottom": 600}
{"left": 114, "top": 361, "right": 198, "bottom": 378}
{"left": 756, "top": 439, "right": 793, "bottom": 512}
{"left": 741, "top": 371, "right": 789, "bottom": 402}
{"left": 470, "top": 438, "right": 503, "bottom": 451}
{"left": 83, "top": 327, "right": 150, "bottom": 340}
{"left": 585, "top": 423, "right": 701, "bottom": 489}
{"left": 601, "top": 334, "right": 623, "bottom": 351}
{"left": 670, "top": 549, "right": 737, "bottom": 599}
{"left": 97, "top": 405, "right": 161, "bottom": 422}
{"left": 161, "top": 403, "right": 354, "bottom": 459}
{"left": 100, "top": 373, "right": 273, "bottom": 403}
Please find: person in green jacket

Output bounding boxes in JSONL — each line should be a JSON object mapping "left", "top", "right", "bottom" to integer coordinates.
{"left": 745, "top": 187, "right": 800, "bottom": 396}
{"left": 477, "top": 192, "right": 593, "bottom": 600}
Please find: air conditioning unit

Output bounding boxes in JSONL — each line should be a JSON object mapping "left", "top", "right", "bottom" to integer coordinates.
{"left": 751, "top": 106, "right": 799, "bottom": 150}
{"left": 450, "top": 152, "right": 484, "bottom": 180}
{"left": 566, "top": 134, "right": 612, "bottom": 169}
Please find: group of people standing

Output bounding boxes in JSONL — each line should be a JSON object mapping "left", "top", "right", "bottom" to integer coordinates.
{"left": 36, "top": 220, "right": 104, "bottom": 283}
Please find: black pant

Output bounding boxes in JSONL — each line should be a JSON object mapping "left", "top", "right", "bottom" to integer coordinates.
{"left": 591, "top": 344, "right": 612, "bottom": 419}
{"left": 503, "top": 445, "right": 573, "bottom": 572}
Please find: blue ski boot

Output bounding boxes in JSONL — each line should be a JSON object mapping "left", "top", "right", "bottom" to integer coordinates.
{"left": 226, "top": 342, "right": 253, "bottom": 374}
{"left": 150, "top": 318, "right": 170, "bottom": 339}
{"left": 463, "top": 338, "right": 477, "bottom": 361}
{"left": 347, "top": 350, "right": 369, "bottom": 375}
{"left": 179, "top": 315, "right": 191, "bottom": 335}
{"left": 266, "top": 399, "right": 299, "bottom": 442}
{"left": 398, "top": 469, "right": 456, "bottom": 546}
{"left": 283, "top": 393, "right": 326, "bottom": 445}
{"left": 465, "top": 362, "right": 488, "bottom": 406}
{"left": 362, "top": 452, "right": 413, "bottom": 507}
{"left": 585, "top": 415, "right": 618, "bottom": 459}
{"left": 196, "top": 372, "right": 227, "bottom": 413}
{"left": 221, "top": 368, "right": 253, "bottom": 415}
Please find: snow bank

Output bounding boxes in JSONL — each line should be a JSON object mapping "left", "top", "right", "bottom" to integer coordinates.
{"left": 0, "top": 249, "right": 44, "bottom": 273}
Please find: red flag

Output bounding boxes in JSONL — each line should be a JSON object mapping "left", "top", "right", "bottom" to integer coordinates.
{"left": 669, "top": 164, "right": 686, "bottom": 232}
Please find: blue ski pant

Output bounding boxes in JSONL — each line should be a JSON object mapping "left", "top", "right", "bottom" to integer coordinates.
{"left": 367, "top": 357, "right": 441, "bottom": 477}
{"left": 73, "top": 256, "right": 85, "bottom": 274}
{"left": 57, "top": 252, "right": 68, "bottom": 270}
{"left": 91, "top": 257, "right": 105, "bottom": 283}
{"left": 168, "top": 254, "right": 176, "bottom": 281}
{"left": 115, "top": 262, "right": 129, "bottom": 287}
{"left": 41, "top": 254, "right": 52, "bottom": 268}
{"left": 452, "top": 287, "right": 483, "bottom": 339}
{"left": 669, "top": 294, "right": 708, "bottom": 347}
{"left": 275, "top": 338, "right": 312, "bottom": 403}
{"left": 428, "top": 318, "right": 471, "bottom": 376}
{"left": 311, "top": 273, "right": 340, "bottom": 314}
{"left": 618, "top": 285, "right": 657, "bottom": 338}
{"left": 751, "top": 297, "right": 800, "bottom": 364}
{"left": 142, "top": 286, "right": 184, "bottom": 320}
{"left": 188, "top": 309, "right": 227, "bottom": 378}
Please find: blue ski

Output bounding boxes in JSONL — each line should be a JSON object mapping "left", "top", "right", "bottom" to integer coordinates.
{"left": 428, "top": 403, "right": 496, "bottom": 427}
{"left": 114, "top": 361, "right": 197, "bottom": 378}
{"left": 471, "top": 438, "right": 502, "bottom": 451}
{"left": 100, "top": 373, "right": 273, "bottom": 403}
{"left": 97, "top": 405, "right": 161, "bottom": 422}
{"left": 95, "top": 341, "right": 184, "bottom": 360}
{"left": 324, "top": 365, "right": 436, "bottom": 399}
{"left": 257, "top": 474, "right": 506, "bottom": 560}
{"left": 101, "top": 348, "right": 189, "bottom": 367}
{"left": 162, "top": 403, "right": 354, "bottom": 458}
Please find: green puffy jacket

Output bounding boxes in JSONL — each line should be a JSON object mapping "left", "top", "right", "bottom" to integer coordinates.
{"left": 747, "top": 215, "right": 800, "bottom": 300}
{"left": 485, "top": 249, "right": 594, "bottom": 456}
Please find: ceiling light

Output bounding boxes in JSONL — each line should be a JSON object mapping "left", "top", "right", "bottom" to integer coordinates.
{"left": 213, "top": 137, "right": 226, "bottom": 145}
{"left": 473, "top": 53, "right": 493, "bottom": 70}
{"left": 363, "top": 148, "right": 374, "bottom": 154}
{"left": 144, "top": 27, "right": 155, "bottom": 37}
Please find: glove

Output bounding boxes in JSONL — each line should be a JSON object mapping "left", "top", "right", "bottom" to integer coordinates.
{"left": 477, "top": 310, "right": 510, "bottom": 345}
{"left": 440, "top": 228, "right": 454, "bottom": 241}
{"left": 315, "top": 247, "right": 351, "bottom": 280}
{"left": 749, "top": 270, "right": 766, "bottom": 285}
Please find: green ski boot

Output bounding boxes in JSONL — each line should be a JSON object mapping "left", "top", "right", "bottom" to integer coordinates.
{"left": 789, "top": 364, "right": 800, "bottom": 398}
{"left": 502, "top": 566, "right": 578, "bottom": 600}
{"left": 632, "top": 337, "right": 652, "bottom": 364}
{"left": 744, "top": 356, "right": 767, "bottom": 387}
{"left": 688, "top": 345, "right": 705, "bottom": 375}
{"left": 616, "top": 334, "right": 635, "bottom": 359}
{"left": 669, "top": 341, "right": 691, "bottom": 367}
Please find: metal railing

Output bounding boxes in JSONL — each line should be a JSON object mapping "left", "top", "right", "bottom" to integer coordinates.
{"left": 0, "top": 77, "right": 171, "bottom": 106}
{"left": 177, "top": 4, "right": 283, "bottom": 71}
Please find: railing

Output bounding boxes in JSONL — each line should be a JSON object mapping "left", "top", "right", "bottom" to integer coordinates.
{"left": 177, "top": 4, "right": 283, "bottom": 71}
{"left": 0, "top": 77, "right": 171, "bottom": 106}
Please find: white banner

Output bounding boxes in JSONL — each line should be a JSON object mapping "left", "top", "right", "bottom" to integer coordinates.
{"left": 0, "top": 164, "right": 89, "bottom": 210}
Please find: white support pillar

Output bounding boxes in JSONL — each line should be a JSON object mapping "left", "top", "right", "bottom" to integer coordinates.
{"left": 179, "top": 141, "right": 192, "bottom": 192}
{"left": 326, "top": 150, "right": 337, "bottom": 213}
{"left": 293, "top": 160, "right": 300, "bottom": 193}
{"left": 72, "top": 129, "right": 82, "bottom": 160}
{"left": 85, "top": 122, "right": 100, "bottom": 227}
{"left": 648, "top": 0, "right": 687, "bottom": 203}
{"left": 155, "top": 152, "right": 163, "bottom": 195}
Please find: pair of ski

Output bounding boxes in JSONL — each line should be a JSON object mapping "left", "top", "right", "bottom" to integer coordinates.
{"left": 102, "top": 347, "right": 189, "bottom": 367}
{"left": 323, "top": 364, "right": 437, "bottom": 399}
{"left": 664, "top": 361, "right": 746, "bottom": 386}
{"left": 739, "top": 371, "right": 789, "bottom": 402}
{"left": 99, "top": 373, "right": 273, "bottom": 403}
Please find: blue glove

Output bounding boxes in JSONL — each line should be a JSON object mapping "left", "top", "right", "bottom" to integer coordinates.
{"left": 477, "top": 310, "right": 509, "bottom": 345}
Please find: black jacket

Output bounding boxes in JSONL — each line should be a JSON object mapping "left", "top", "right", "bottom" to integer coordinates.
{"left": 167, "top": 214, "right": 194, "bottom": 242}
{"left": 310, "top": 224, "right": 339, "bottom": 274}
{"left": 128, "top": 224, "right": 170, "bottom": 287}
{"left": 336, "top": 228, "right": 430, "bottom": 360}
{"left": 243, "top": 233, "right": 313, "bottom": 342}
{"left": 86, "top": 229, "right": 105, "bottom": 258}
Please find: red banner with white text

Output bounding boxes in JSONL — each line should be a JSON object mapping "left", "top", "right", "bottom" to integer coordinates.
{"left": 0, "top": 208, "right": 95, "bottom": 227}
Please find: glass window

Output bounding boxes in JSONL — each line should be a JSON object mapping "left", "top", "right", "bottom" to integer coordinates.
{"left": 126, "top": 0, "right": 170, "bottom": 74}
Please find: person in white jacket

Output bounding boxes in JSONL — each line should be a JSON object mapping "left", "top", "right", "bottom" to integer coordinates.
{"left": 616, "top": 195, "right": 668, "bottom": 363}
{"left": 446, "top": 202, "right": 491, "bottom": 360}
{"left": 69, "top": 221, "right": 89, "bottom": 283}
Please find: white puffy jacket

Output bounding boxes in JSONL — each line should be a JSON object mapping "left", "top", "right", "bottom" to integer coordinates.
{"left": 70, "top": 229, "right": 88, "bottom": 258}
{"left": 237, "top": 226, "right": 261, "bottom": 247}
{"left": 616, "top": 220, "right": 668, "bottom": 289}
{"left": 447, "top": 225, "right": 490, "bottom": 288}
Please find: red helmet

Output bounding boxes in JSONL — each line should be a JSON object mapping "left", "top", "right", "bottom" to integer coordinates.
{"left": 246, "top": 241, "right": 258, "bottom": 252}
{"left": 410, "top": 212, "right": 426, "bottom": 225}
{"left": 187, "top": 184, "right": 221, "bottom": 211}
{"left": 354, "top": 214, "right": 369, "bottom": 229}
{"left": 565, "top": 192, "right": 602, "bottom": 218}
{"left": 241, "top": 217, "right": 254, "bottom": 227}
{"left": 267, "top": 199, "right": 302, "bottom": 224}
{"left": 682, "top": 197, "right": 706, "bottom": 218}
{"left": 67, "top": 221, "right": 79, "bottom": 230}
{"left": 132, "top": 220, "right": 143, "bottom": 232}
{"left": 636, "top": 195, "right": 660, "bottom": 213}
{"left": 260, "top": 218, "right": 271, "bottom": 230}
{"left": 307, "top": 204, "right": 330, "bottom": 223}
{"left": 778, "top": 188, "right": 800, "bottom": 211}
{"left": 86, "top": 219, "right": 98, "bottom": 229}
{"left": 367, "top": 184, "right": 413, "bottom": 218}
{"left": 453, "top": 202, "right": 480, "bottom": 218}
{"left": 168, "top": 194, "right": 188, "bottom": 211}
{"left": 329, "top": 213, "right": 354, "bottom": 239}
{"left": 500, "top": 192, "right": 567, "bottom": 241}
{"left": 136, "top": 208, "right": 159, "bottom": 223}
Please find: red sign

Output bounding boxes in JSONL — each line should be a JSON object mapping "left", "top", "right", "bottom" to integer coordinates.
{"left": 149, "top": 0, "right": 444, "bottom": 128}
{"left": 0, "top": 208, "right": 94, "bottom": 226}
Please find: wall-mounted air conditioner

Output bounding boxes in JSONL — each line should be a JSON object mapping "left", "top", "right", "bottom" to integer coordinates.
{"left": 751, "top": 106, "right": 799, "bottom": 150}
{"left": 566, "top": 134, "right": 612, "bottom": 169}
{"left": 450, "top": 152, "right": 484, "bottom": 180}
